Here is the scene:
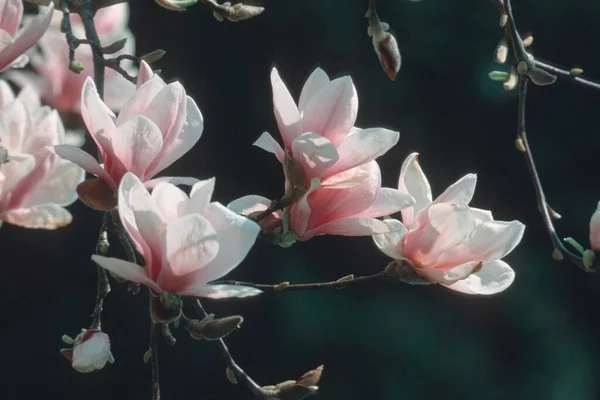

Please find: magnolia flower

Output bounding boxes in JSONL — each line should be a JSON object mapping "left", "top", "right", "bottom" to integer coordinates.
{"left": 60, "top": 329, "right": 113, "bottom": 373}
{"left": 0, "top": 0, "right": 53, "bottom": 72}
{"left": 230, "top": 161, "right": 414, "bottom": 245}
{"left": 52, "top": 63, "right": 203, "bottom": 209}
{"left": 91, "top": 172, "right": 262, "bottom": 299}
{"left": 7, "top": 3, "right": 136, "bottom": 114}
{"left": 255, "top": 67, "right": 399, "bottom": 193}
{"left": 373, "top": 153, "right": 525, "bottom": 295}
{"left": 0, "top": 81, "right": 84, "bottom": 229}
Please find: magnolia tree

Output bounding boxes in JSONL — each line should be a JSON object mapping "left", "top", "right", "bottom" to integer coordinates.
{"left": 1, "top": 0, "right": 598, "bottom": 398}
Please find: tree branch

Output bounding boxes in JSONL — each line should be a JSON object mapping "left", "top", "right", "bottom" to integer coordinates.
{"left": 90, "top": 213, "right": 111, "bottom": 330}
{"left": 213, "top": 271, "right": 387, "bottom": 292}
{"left": 192, "top": 299, "right": 269, "bottom": 399}
{"left": 150, "top": 323, "right": 161, "bottom": 400}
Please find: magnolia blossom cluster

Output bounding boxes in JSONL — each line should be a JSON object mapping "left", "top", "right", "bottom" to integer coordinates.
{"left": 0, "top": 0, "right": 540, "bottom": 383}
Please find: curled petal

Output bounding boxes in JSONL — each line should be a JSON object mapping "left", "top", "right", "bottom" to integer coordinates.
{"left": 372, "top": 219, "right": 409, "bottom": 260}
{"left": 443, "top": 259, "right": 515, "bottom": 295}
{"left": 398, "top": 153, "right": 432, "bottom": 228}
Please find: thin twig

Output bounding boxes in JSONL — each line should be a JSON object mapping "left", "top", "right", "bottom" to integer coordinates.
{"left": 79, "top": 4, "right": 105, "bottom": 99}
{"left": 497, "top": 0, "right": 592, "bottom": 271}
{"left": 150, "top": 323, "right": 161, "bottom": 400}
{"left": 213, "top": 271, "right": 387, "bottom": 292}
{"left": 90, "top": 213, "right": 111, "bottom": 330}
{"left": 192, "top": 300, "right": 268, "bottom": 399}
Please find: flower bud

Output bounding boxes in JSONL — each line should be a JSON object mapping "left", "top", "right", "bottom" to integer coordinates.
{"left": 366, "top": 11, "right": 400, "bottom": 81}
{"left": 60, "top": 329, "right": 112, "bottom": 373}
{"left": 101, "top": 38, "right": 128, "bottom": 55}
{"left": 150, "top": 292, "right": 183, "bottom": 326}
{"left": 219, "top": 3, "right": 265, "bottom": 22}
{"left": 154, "top": 0, "right": 197, "bottom": 11}
{"left": 263, "top": 365, "right": 323, "bottom": 400}
{"left": 583, "top": 249, "right": 596, "bottom": 270}
{"left": 69, "top": 60, "right": 84, "bottom": 74}
{"left": 184, "top": 314, "right": 243, "bottom": 340}
{"left": 494, "top": 39, "right": 508, "bottom": 64}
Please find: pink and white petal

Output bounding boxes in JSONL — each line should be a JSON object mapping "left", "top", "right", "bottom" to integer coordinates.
{"left": 118, "top": 172, "right": 164, "bottom": 278}
{"left": 321, "top": 165, "right": 370, "bottom": 189}
{"left": 435, "top": 220, "right": 524, "bottom": 269}
{"left": 270, "top": 68, "right": 302, "bottom": 148}
{"left": 91, "top": 254, "right": 162, "bottom": 292}
{"left": 298, "top": 67, "right": 329, "bottom": 113}
{"left": 182, "top": 177, "right": 215, "bottom": 216}
{"left": 160, "top": 214, "right": 219, "bottom": 292}
{"left": 253, "top": 131, "right": 284, "bottom": 162}
{"left": 0, "top": 0, "right": 23, "bottom": 37}
{"left": 50, "top": 145, "right": 113, "bottom": 187}
{"left": 117, "top": 75, "right": 166, "bottom": 125}
{"left": 471, "top": 207, "right": 493, "bottom": 222}
{"left": 397, "top": 152, "right": 432, "bottom": 228}
{"left": 403, "top": 203, "right": 477, "bottom": 268}
{"left": 0, "top": 3, "right": 53, "bottom": 72}
{"left": 136, "top": 61, "right": 155, "bottom": 87}
{"left": 291, "top": 132, "right": 339, "bottom": 179}
{"left": 0, "top": 152, "right": 34, "bottom": 193}
{"left": 325, "top": 127, "right": 399, "bottom": 177}
{"left": 0, "top": 79, "right": 15, "bottom": 107}
{"left": 2, "top": 204, "right": 72, "bottom": 229}
{"left": 146, "top": 95, "right": 204, "bottom": 177}
{"left": 80, "top": 77, "right": 115, "bottom": 154}
{"left": 178, "top": 284, "right": 262, "bottom": 299}
{"left": 143, "top": 176, "right": 200, "bottom": 189}
{"left": 590, "top": 201, "right": 600, "bottom": 251}
{"left": 352, "top": 188, "right": 415, "bottom": 219}
{"left": 416, "top": 260, "right": 483, "bottom": 286}
{"left": 151, "top": 182, "right": 188, "bottom": 223}
{"left": 372, "top": 218, "right": 409, "bottom": 259}
{"left": 289, "top": 177, "right": 320, "bottom": 236}
{"left": 443, "top": 259, "right": 515, "bottom": 295}
{"left": 0, "top": 98, "right": 27, "bottom": 150}
{"left": 227, "top": 195, "right": 272, "bottom": 216}
{"left": 22, "top": 110, "right": 64, "bottom": 152}
{"left": 16, "top": 85, "right": 41, "bottom": 117}
{"left": 301, "top": 76, "right": 358, "bottom": 146}
{"left": 110, "top": 115, "right": 163, "bottom": 179}
{"left": 187, "top": 202, "right": 260, "bottom": 285}
{"left": 21, "top": 158, "right": 84, "bottom": 207}
{"left": 300, "top": 217, "right": 390, "bottom": 241}
{"left": 434, "top": 173, "right": 477, "bottom": 205}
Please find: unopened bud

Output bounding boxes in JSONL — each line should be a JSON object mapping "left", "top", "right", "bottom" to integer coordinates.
{"left": 225, "top": 3, "right": 265, "bottom": 22}
{"left": 139, "top": 49, "right": 166, "bottom": 65}
{"left": 69, "top": 60, "right": 84, "bottom": 74}
{"left": 499, "top": 13, "right": 508, "bottom": 28}
{"left": 522, "top": 35, "right": 534, "bottom": 47}
{"left": 570, "top": 67, "right": 584, "bottom": 76}
{"left": 275, "top": 281, "right": 290, "bottom": 291}
{"left": 552, "top": 248, "right": 564, "bottom": 261}
{"left": 583, "top": 249, "right": 596, "bottom": 270}
{"left": 503, "top": 66, "right": 518, "bottom": 91}
{"left": 517, "top": 61, "right": 529, "bottom": 75}
{"left": 515, "top": 137, "right": 526, "bottom": 152}
{"left": 185, "top": 315, "right": 243, "bottom": 340}
{"left": 263, "top": 365, "right": 323, "bottom": 400}
{"left": 335, "top": 274, "right": 354, "bottom": 283}
{"left": 226, "top": 367, "right": 238, "bottom": 384}
{"left": 547, "top": 205, "right": 561, "bottom": 220}
{"left": 61, "top": 334, "right": 75, "bottom": 344}
{"left": 101, "top": 38, "right": 128, "bottom": 54}
{"left": 143, "top": 349, "right": 152, "bottom": 363}
{"left": 494, "top": 39, "right": 508, "bottom": 64}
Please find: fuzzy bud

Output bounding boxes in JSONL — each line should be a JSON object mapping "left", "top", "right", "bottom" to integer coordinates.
{"left": 185, "top": 314, "right": 244, "bottom": 340}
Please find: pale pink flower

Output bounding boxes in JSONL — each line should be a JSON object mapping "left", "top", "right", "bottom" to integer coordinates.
{"left": 0, "top": 80, "right": 84, "bottom": 229}
{"left": 255, "top": 67, "right": 399, "bottom": 191}
{"left": 8, "top": 3, "right": 136, "bottom": 114}
{"left": 60, "top": 329, "right": 113, "bottom": 373}
{"left": 373, "top": 153, "right": 525, "bottom": 295}
{"left": 589, "top": 202, "right": 600, "bottom": 251}
{"left": 51, "top": 64, "right": 204, "bottom": 195}
{"left": 0, "top": 0, "right": 53, "bottom": 72}
{"left": 91, "top": 172, "right": 262, "bottom": 299}
{"left": 229, "top": 161, "right": 414, "bottom": 244}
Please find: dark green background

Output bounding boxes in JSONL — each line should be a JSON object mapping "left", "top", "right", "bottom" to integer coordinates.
{"left": 2, "top": 0, "right": 600, "bottom": 399}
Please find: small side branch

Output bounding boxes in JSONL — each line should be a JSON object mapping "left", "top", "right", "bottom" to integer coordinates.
{"left": 150, "top": 323, "right": 161, "bottom": 400}
{"left": 192, "top": 300, "right": 269, "bottom": 399}
{"left": 213, "top": 271, "right": 387, "bottom": 292}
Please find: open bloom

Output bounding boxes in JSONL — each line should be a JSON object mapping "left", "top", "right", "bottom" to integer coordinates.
{"left": 0, "top": 81, "right": 84, "bottom": 228}
{"left": 7, "top": 3, "right": 135, "bottom": 114}
{"left": 60, "top": 329, "right": 113, "bottom": 373}
{"left": 0, "top": 0, "right": 53, "bottom": 72}
{"left": 92, "top": 173, "right": 261, "bottom": 299}
{"left": 52, "top": 63, "right": 203, "bottom": 208}
{"left": 230, "top": 161, "right": 414, "bottom": 244}
{"left": 255, "top": 67, "right": 399, "bottom": 191}
{"left": 373, "top": 153, "right": 525, "bottom": 295}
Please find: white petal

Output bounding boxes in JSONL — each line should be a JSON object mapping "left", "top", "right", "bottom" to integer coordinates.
{"left": 253, "top": 131, "right": 284, "bottom": 162}
{"left": 397, "top": 153, "right": 432, "bottom": 228}
{"left": 2, "top": 204, "right": 72, "bottom": 229}
{"left": 372, "top": 219, "right": 409, "bottom": 260}
{"left": 179, "top": 284, "right": 262, "bottom": 299}
{"left": 434, "top": 173, "right": 477, "bottom": 205}
{"left": 443, "top": 259, "right": 515, "bottom": 295}
{"left": 298, "top": 67, "right": 329, "bottom": 113}
{"left": 91, "top": 254, "right": 162, "bottom": 292}
{"left": 291, "top": 132, "right": 339, "bottom": 179}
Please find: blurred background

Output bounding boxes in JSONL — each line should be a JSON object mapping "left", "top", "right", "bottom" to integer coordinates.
{"left": 2, "top": 0, "right": 600, "bottom": 399}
